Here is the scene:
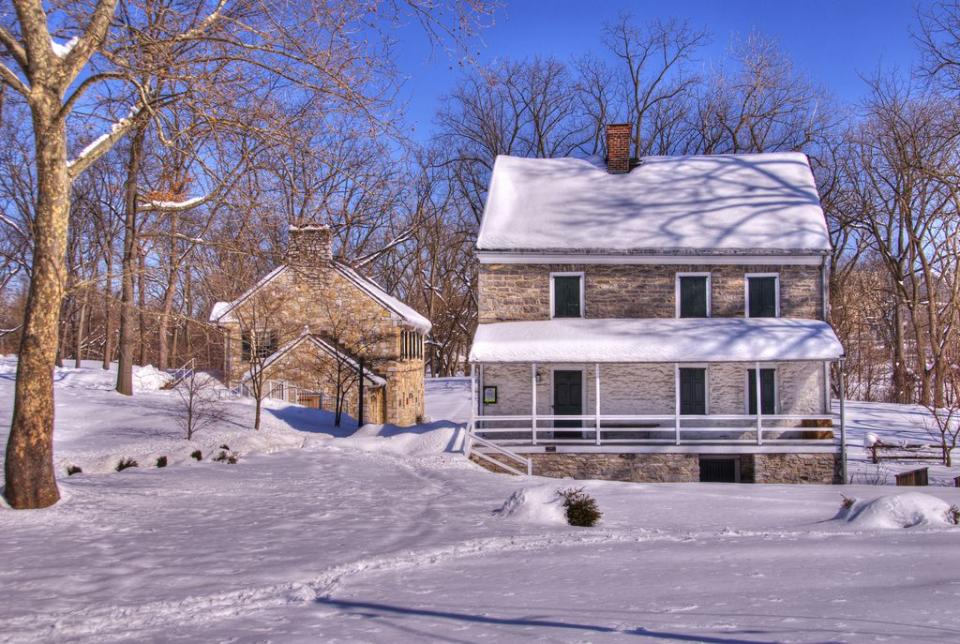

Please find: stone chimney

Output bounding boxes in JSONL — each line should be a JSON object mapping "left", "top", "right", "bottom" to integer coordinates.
{"left": 605, "top": 123, "right": 632, "bottom": 174}
{"left": 288, "top": 224, "right": 333, "bottom": 269}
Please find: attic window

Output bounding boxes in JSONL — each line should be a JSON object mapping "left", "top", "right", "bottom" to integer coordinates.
{"left": 241, "top": 329, "right": 278, "bottom": 361}
{"left": 551, "top": 273, "right": 583, "bottom": 318}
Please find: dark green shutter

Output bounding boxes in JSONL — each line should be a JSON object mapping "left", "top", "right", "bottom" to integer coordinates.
{"left": 747, "top": 369, "right": 776, "bottom": 414}
{"left": 748, "top": 277, "right": 777, "bottom": 317}
{"left": 679, "top": 276, "right": 708, "bottom": 317}
{"left": 679, "top": 368, "right": 706, "bottom": 415}
{"left": 553, "top": 276, "right": 582, "bottom": 318}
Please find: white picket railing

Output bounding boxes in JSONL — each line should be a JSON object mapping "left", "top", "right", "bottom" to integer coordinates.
{"left": 464, "top": 422, "right": 532, "bottom": 475}
{"left": 472, "top": 413, "right": 835, "bottom": 448}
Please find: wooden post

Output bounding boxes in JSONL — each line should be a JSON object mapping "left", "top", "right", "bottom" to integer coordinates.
{"left": 531, "top": 362, "right": 538, "bottom": 446}
{"left": 595, "top": 363, "right": 601, "bottom": 446}
{"left": 674, "top": 364, "right": 681, "bottom": 445}
{"left": 357, "top": 357, "right": 364, "bottom": 427}
{"left": 755, "top": 361, "right": 763, "bottom": 446}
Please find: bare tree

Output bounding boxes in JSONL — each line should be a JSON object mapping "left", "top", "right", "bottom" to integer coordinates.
{"left": 174, "top": 370, "right": 223, "bottom": 440}
{"left": 916, "top": 0, "right": 960, "bottom": 94}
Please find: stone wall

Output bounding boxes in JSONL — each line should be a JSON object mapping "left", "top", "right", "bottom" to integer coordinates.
{"left": 472, "top": 450, "right": 840, "bottom": 484}
{"left": 221, "top": 264, "right": 425, "bottom": 426}
{"left": 752, "top": 453, "right": 840, "bottom": 484}
{"left": 478, "top": 263, "right": 823, "bottom": 322}
{"left": 529, "top": 452, "right": 700, "bottom": 482}
{"left": 262, "top": 338, "right": 386, "bottom": 423}
{"left": 477, "top": 361, "right": 825, "bottom": 419}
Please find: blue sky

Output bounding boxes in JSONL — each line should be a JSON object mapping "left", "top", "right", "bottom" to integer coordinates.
{"left": 393, "top": 0, "right": 927, "bottom": 141}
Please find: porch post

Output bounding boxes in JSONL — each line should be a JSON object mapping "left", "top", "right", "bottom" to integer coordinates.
{"left": 531, "top": 362, "right": 538, "bottom": 446}
{"left": 595, "top": 363, "right": 601, "bottom": 445}
{"left": 674, "top": 364, "right": 681, "bottom": 445}
{"left": 469, "top": 362, "right": 477, "bottom": 432}
{"left": 839, "top": 358, "right": 847, "bottom": 484}
{"left": 755, "top": 361, "right": 763, "bottom": 446}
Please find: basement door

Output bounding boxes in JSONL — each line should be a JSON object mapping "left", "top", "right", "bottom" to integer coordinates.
{"left": 553, "top": 370, "right": 583, "bottom": 438}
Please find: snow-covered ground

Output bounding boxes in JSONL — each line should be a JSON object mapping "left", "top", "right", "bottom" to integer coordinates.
{"left": 1, "top": 357, "right": 959, "bottom": 642}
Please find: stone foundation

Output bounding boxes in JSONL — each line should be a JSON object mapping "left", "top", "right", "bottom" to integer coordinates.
{"left": 471, "top": 451, "right": 841, "bottom": 484}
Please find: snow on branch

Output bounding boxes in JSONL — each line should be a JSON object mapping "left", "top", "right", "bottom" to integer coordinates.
{"left": 67, "top": 105, "right": 144, "bottom": 180}
{"left": 51, "top": 37, "right": 79, "bottom": 58}
{"left": 139, "top": 195, "right": 207, "bottom": 212}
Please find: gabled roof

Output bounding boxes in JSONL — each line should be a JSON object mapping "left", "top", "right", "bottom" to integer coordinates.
{"left": 477, "top": 153, "right": 832, "bottom": 254}
{"left": 241, "top": 330, "right": 387, "bottom": 387}
{"left": 469, "top": 318, "right": 843, "bottom": 363}
{"left": 209, "top": 262, "right": 431, "bottom": 333}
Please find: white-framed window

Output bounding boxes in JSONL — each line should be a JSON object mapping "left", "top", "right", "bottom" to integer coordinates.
{"left": 744, "top": 365, "right": 778, "bottom": 415}
{"left": 677, "top": 364, "right": 709, "bottom": 415}
{"left": 745, "top": 273, "right": 780, "bottom": 318}
{"left": 550, "top": 271, "right": 585, "bottom": 319}
{"left": 675, "top": 272, "right": 711, "bottom": 318}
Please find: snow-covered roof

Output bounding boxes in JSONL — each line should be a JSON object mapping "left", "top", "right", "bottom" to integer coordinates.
{"left": 333, "top": 263, "right": 432, "bottom": 333}
{"left": 208, "top": 263, "right": 431, "bottom": 333}
{"left": 243, "top": 330, "right": 387, "bottom": 387}
{"left": 469, "top": 318, "right": 844, "bottom": 363}
{"left": 477, "top": 153, "right": 831, "bottom": 254}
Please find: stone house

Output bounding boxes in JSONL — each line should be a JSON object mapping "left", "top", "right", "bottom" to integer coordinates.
{"left": 467, "top": 123, "right": 845, "bottom": 483}
{"left": 210, "top": 225, "right": 431, "bottom": 426}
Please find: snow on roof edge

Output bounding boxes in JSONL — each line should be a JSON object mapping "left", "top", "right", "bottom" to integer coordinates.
{"left": 469, "top": 318, "right": 844, "bottom": 364}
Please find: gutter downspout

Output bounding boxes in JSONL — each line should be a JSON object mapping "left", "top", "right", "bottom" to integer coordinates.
{"left": 821, "top": 253, "right": 832, "bottom": 414}
{"left": 839, "top": 356, "right": 847, "bottom": 484}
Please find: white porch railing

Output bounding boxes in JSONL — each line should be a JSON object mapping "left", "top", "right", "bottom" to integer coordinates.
{"left": 471, "top": 413, "right": 836, "bottom": 447}
{"left": 464, "top": 423, "right": 533, "bottom": 475}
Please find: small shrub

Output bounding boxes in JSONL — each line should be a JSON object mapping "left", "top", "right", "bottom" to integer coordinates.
{"left": 557, "top": 487, "right": 602, "bottom": 527}
{"left": 156, "top": 456, "right": 168, "bottom": 468}
{"left": 213, "top": 449, "right": 238, "bottom": 465}
{"left": 66, "top": 465, "right": 82, "bottom": 476}
{"left": 219, "top": 444, "right": 230, "bottom": 450}
{"left": 948, "top": 505, "right": 960, "bottom": 526}
{"left": 115, "top": 457, "right": 138, "bottom": 472}
{"left": 840, "top": 495, "right": 856, "bottom": 511}
{"left": 191, "top": 450, "right": 202, "bottom": 461}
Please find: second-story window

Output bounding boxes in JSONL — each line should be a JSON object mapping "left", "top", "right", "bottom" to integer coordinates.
{"left": 241, "top": 329, "right": 277, "bottom": 362}
{"left": 746, "top": 274, "right": 779, "bottom": 318}
{"left": 677, "top": 273, "right": 710, "bottom": 318}
{"left": 551, "top": 273, "right": 583, "bottom": 318}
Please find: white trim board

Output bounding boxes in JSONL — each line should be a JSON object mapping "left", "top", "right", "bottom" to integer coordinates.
{"left": 478, "top": 252, "right": 825, "bottom": 266}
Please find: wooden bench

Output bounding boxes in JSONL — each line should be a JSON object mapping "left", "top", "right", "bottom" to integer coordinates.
{"left": 895, "top": 467, "right": 929, "bottom": 486}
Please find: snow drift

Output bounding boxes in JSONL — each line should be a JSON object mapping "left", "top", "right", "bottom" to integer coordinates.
{"left": 836, "top": 492, "right": 958, "bottom": 529}
{"left": 495, "top": 486, "right": 567, "bottom": 525}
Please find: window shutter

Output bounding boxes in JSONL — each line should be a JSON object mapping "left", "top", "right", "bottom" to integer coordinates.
{"left": 748, "top": 277, "right": 777, "bottom": 317}
{"left": 679, "top": 368, "right": 706, "bottom": 415}
{"left": 679, "top": 276, "right": 708, "bottom": 317}
{"left": 553, "top": 276, "right": 582, "bottom": 318}
{"left": 747, "top": 369, "right": 776, "bottom": 414}
{"left": 241, "top": 332, "right": 251, "bottom": 362}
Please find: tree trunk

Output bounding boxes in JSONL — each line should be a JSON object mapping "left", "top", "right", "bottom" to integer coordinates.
{"left": 137, "top": 248, "right": 147, "bottom": 366}
{"left": 116, "top": 125, "right": 145, "bottom": 395}
{"left": 254, "top": 397, "right": 262, "bottom": 431}
{"left": 4, "top": 99, "right": 69, "bottom": 509}
{"left": 102, "top": 252, "right": 114, "bottom": 369}
{"left": 74, "top": 290, "right": 87, "bottom": 369}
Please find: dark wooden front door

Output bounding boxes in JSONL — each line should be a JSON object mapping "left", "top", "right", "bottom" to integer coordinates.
{"left": 553, "top": 370, "right": 582, "bottom": 432}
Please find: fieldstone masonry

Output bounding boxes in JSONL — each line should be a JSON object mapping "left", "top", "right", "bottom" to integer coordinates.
{"left": 478, "top": 263, "right": 823, "bottom": 323}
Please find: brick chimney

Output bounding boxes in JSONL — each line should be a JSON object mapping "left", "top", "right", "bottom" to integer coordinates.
{"left": 605, "top": 123, "right": 632, "bottom": 174}
{"left": 288, "top": 224, "right": 333, "bottom": 268}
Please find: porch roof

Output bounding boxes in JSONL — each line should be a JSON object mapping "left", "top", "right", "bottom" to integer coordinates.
{"left": 469, "top": 318, "right": 843, "bottom": 364}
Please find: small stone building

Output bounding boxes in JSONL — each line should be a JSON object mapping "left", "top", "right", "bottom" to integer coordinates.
{"left": 210, "top": 225, "right": 431, "bottom": 426}
{"left": 467, "top": 123, "right": 846, "bottom": 484}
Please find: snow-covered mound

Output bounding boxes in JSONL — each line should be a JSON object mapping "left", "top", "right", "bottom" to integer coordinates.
{"left": 495, "top": 486, "right": 567, "bottom": 525}
{"left": 837, "top": 492, "right": 958, "bottom": 529}
{"left": 336, "top": 423, "right": 461, "bottom": 457}
{"left": 52, "top": 362, "right": 171, "bottom": 392}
